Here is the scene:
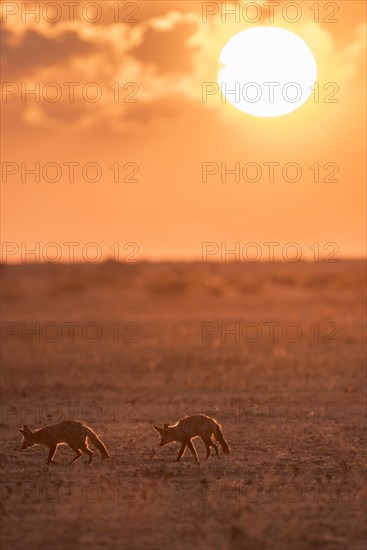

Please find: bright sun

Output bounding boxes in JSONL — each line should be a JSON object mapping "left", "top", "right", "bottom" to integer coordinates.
{"left": 218, "top": 27, "right": 317, "bottom": 118}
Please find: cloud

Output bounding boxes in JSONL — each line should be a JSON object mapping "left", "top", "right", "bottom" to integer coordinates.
{"left": 130, "top": 21, "right": 198, "bottom": 74}
{"left": 1, "top": 28, "right": 96, "bottom": 78}
{"left": 298, "top": 20, "right": 366, "bottom": 83}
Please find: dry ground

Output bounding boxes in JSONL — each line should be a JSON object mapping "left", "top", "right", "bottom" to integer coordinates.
{"left": 1, "top": 260, "right": 366, "bottom": 550}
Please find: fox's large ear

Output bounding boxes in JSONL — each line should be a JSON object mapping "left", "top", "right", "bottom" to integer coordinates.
{"left": 153, "top": 425, "right": 164, "bottom": 434}
{"left": 17, "top": 427, "right": 25, "bottom": 434}
{"left": 23, "top": 425, "right": 32, "bottom": 434}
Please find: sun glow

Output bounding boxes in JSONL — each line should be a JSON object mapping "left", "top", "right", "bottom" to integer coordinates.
{"left": 218, "top": 27, "right": 317, "bottom": 118}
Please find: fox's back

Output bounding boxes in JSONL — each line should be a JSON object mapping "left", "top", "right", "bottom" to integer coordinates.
{"left": 176, "top": 414, "right": 218, "bottom": 438}
{"left": 37, "top": 421, "right": 86, "bottom": 445}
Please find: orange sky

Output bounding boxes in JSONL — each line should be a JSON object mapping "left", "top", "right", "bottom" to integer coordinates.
{"left": 1, "top": 0, "right": 366, "bottom": 262}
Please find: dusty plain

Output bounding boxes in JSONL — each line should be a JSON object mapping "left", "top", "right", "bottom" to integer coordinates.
{"left": 1, "top": 260, "right": 366, "bottom": 550}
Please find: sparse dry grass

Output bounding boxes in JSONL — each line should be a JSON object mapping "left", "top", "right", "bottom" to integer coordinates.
{"left": 0, "top": 261, "right": 366, "bottom": 550}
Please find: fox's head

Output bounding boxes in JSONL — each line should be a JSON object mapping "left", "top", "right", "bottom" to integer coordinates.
{"left": 17, "top": 425, "right": 34, "bottom": 450}
{"left": 153, "top": 424, "right": 176, "bottom": 446}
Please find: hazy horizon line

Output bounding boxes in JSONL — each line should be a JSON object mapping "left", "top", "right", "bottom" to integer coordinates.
{"left": 1, "top": 256, "right": 366, "bottom": 267}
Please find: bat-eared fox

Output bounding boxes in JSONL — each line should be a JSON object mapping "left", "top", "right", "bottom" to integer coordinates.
{"left": 153, "top": 414, "right": 230, "bottom": 463}
{"left": 17, "top": 420, "right": 110, "bottom": 465}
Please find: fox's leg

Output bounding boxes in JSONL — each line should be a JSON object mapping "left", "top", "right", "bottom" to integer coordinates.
{"left": 80, "top": 442, "right": 93, "bottom": 464}
{"left": 201, "top": 436, "right": 211, "bottom": 460}
{"left": 187, "top": 440, "right": 199, "bottom": 464}
{"left": 69, "top": 446, "right": 82, "bottom": 464}
{"left": 47, "top": 444, "right": 57, "bottom": 465}
{"left": 175, "top": 443, "right": 186, "bottom": 462}
{"left": 210, "top": 440, "right": 220, "bottom": 458}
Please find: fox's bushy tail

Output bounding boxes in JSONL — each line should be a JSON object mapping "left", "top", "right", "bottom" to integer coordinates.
{"left": 214, "top": 425, "right": 230, "bottom": 456}
{"left": 85, "top": 427, "right": 110, "bottom": 459}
